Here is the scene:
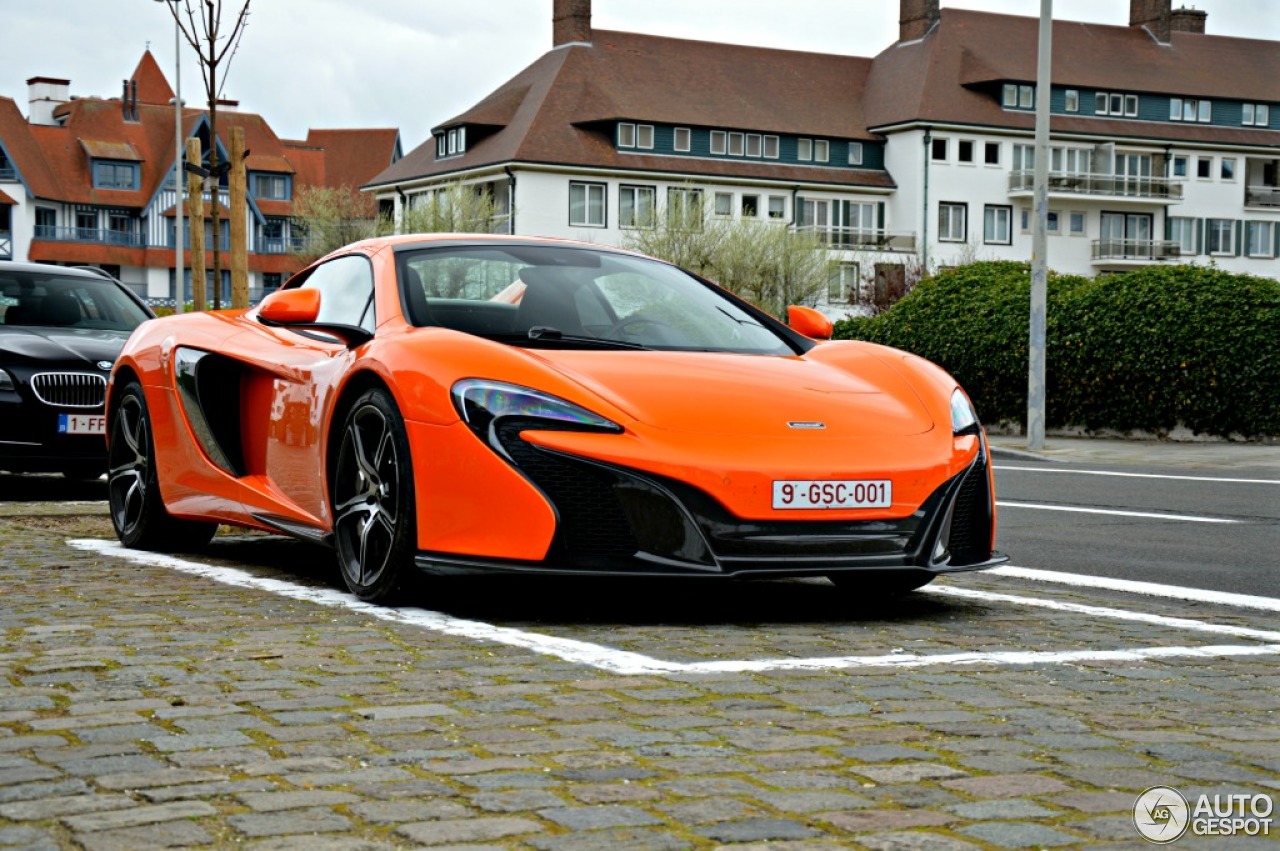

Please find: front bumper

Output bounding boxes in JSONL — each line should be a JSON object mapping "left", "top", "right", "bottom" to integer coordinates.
{"left": 415, "top": 427, "right": 1006, "bottom": 579}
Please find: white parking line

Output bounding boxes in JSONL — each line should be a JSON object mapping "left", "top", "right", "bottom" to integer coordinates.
{"left": 995, "top": 465, "right": 1280, "bottom": 486}
{"left": 989, "top": 565, "right": 1280, "bottom": 612}
{"left": 996, "top": 500, "right": 1239, "bottom": 524}
{"left": 68, "top": 539, "right": 1280, "bottom": 675}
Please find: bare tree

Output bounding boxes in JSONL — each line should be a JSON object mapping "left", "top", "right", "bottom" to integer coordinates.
{"left": 162, "top": 0, "right": 251, "bottom": 310}
{"left": 395, "top": 183, "right": 510, "bottom": 235}
{"left": 290, "top": 185, "right": 380, "bottom": 261}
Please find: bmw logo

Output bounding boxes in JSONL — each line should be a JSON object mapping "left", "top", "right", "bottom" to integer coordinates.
{"left": 97, "top": 361, "right": 113, "bottom": 371}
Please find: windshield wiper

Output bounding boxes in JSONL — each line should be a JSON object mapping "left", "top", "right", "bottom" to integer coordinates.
{"left": 487, "top": 327, "right": 649, "bottom": 350}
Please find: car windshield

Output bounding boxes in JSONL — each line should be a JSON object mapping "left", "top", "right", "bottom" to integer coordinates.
{"left": 397, "top": 245, "right": 794, "bottom": 355}
{"left": 0, "top": 272, "right": 151, "bottom": 332}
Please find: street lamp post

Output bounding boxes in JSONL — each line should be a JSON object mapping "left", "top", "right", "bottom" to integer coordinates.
{"left": 156, "top": 0, "right": 184, "bottom": 313}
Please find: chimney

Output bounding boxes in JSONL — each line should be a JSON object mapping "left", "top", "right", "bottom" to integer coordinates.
{"left": 1170, "top": 6, "right": 1207, "bottom": 34}
{"left": 130, "top": 79, "right": 139, "bottom": 120}
{"left": 27, "top": 76, "right": 70, "bottom": 126}
{"left": 900, "top": 0, "right": 940, "bottom": 42}
{"left": 553, "top": 0, "right": 591, "bottom": 47}
{"left": 122, "top": 79, "right": 132, "bottom": 120}
{"left": 1130, "top": 0, "right": 1171, "bottom": 43}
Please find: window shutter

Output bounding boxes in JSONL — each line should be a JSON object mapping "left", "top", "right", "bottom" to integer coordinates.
{"left": 1275, "top": 222, "right": 1280, "bottom": 258}
{"left": 877, "top": 202, "right": 886, "bottom": 230}
{"left": 796, "top": 200, "right": 807, "bottom": 227}
{"left": 1243, "top": 221, "right": 1254, "bottom": 257}
{"left": 1195, "top": 219, "right": 1204, "bottom": 255}
{"left": 1234, "top": 221, "right": 1243, "bottom": 257}
{"left": 1163, "top": 216, "right": 1171, "bottom": 241}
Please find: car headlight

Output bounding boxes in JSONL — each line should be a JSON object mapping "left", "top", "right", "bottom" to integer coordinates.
{"left": 451, "top": 379, "right": 622, "bottom": 451}
{"left": 0, "top": 370, "right": 14, "bottom": 393}
{"left": 950, "top": 388, "right": 980, "bottom": 436}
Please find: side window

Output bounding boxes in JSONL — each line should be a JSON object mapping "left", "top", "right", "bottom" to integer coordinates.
{"left": 297, "top": 255, "right": 375, "bottom": 332}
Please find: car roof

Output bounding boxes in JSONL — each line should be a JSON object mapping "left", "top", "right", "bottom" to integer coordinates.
{"left": 0, "top": 261, "right": 122, "bottom": 281}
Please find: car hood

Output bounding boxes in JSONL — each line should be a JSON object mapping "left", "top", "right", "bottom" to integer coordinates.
{"left": 525, "top": 347, "right": 935, "bottom": 437}
{"left": 0, "top": 326, "right": 131, "bottom": 368}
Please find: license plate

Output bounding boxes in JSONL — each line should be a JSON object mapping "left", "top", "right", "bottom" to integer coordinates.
{"left": 772, "top": 479, "right": 891, "bottom": 510}
{"left": 57, "top": 414, "right": 106, "bottom": 435}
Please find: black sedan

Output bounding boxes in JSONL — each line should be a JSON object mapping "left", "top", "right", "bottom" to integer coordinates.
{"left": 0, "top": 263, "right": 154, "bottom": 478}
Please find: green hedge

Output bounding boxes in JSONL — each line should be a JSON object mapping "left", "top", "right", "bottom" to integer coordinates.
{"left": 833, "top": 262, "right": 1280, "bottom": 438}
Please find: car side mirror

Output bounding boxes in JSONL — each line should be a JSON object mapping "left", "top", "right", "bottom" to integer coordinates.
{"left": 258, "top": 288, "right": 321, "bottom": 324}
{"left": 787, "top": 305, "right": 833, "bottom": 340}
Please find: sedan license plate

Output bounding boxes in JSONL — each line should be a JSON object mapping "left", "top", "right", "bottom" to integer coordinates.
{"left": 58, "top": 414, "right": 106, "bottom": 435}
{"left": 773, "top": 479, "right": 891, "bottom": 510}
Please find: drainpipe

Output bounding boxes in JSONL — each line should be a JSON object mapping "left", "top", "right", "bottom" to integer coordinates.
{"left": 504, "top": 166, "right": 517, "bottom": 235}
{"left": 921, "top": 129, "right": 931, "bottom": 272}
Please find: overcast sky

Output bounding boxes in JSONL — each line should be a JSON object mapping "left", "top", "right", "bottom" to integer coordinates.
{"left": 4, "top": 1, "right": 1277, "bottom": 153}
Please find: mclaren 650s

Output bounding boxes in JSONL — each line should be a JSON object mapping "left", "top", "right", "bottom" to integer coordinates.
{"left": 106, "top": 235, "right": 1005, "bottom": 603}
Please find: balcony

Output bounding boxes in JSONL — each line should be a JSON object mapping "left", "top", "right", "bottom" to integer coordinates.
{"left": 794, "top": 226, "right": 917, "bottom": 253}
{"left": 33, "top": 226, "right": 147, "bottom": 248}
{"left": 257, "top": 235, "right": 308, "bottom": 255}
{"left": 0, "top": 166, "right": 16, "bottom": 181}
{"left": 1245, "top": 185, "right": 1280, "bottom": 208}
{"left": 1009, "top": 171, "right": 1183, "bottom": 202}
{"left": 0, "top": 231, "right": 10, "bottom": 260}
{"left": 1091, "top": 238, "right": 1181, "bottom": 264}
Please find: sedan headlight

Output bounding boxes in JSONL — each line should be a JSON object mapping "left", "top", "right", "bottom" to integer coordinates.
{"left": 451, "top": 379, "right": 622, "bottom": 451}
{"left": 0, "top": 369, "right": 14, "bottom": 393}
{"left": 950, "top": 388, "right": 980, "bottom": 436}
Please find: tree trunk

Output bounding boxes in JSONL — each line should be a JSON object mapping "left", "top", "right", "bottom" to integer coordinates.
{"left": 230, "top": 126, "right": 248, "bottom": 308}
{"left": 185, "top": 137, "right": 207, "bottom": 312}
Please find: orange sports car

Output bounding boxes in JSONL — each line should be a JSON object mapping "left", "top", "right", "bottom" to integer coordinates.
{"left": 107, "top": 235, "right": 1004, "bottom": 603}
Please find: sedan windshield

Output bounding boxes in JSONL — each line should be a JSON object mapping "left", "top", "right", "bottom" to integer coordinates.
{"left": 0, "top": 272, "right": 150, "bottom": 332}
{"left": 398, "top": 245, "right": 795, "bottom": 355}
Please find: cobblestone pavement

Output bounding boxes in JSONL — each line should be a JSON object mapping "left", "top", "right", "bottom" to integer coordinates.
{"left": 1, "top": 482, "right": 1278, "bottom": 850}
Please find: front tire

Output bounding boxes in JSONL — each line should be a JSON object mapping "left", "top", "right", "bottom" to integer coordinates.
{"left": 828, "top": 570, "right": 935, "bottom": 596}
{"left": 332, "top": 388, "right": 417, "bottom": 603}
{"left": 107, "top": 381, "right": 217, "bottom": 550}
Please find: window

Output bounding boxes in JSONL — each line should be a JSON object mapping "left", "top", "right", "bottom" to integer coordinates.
{"left": 441, "top": 127, "right": 465, "bottom": 155}
{"left": 618, "top": 123, "right": 636, "bottom": 147}
{"left": 667, "top": 187, "right": 703, "bottom": 230}
{"left": 763, "top": 135, "right": 780, "bottom": 159}
{"left": 92, "top": 161, "right": 137, "bottom": 190}
{"left": 741, "top": 195, "right": 759, "bottom": 218}
{"left": 1221, "top": 158, "right": 1236, "bottom": 181}
{"left": 1246, "top": 221, "right": 1275, "bottom": 257}
{"left": 1003, "top": 83, "right": 1035, "bottom": 109}
{"left": 1069, "top": 211, "right": 1086, "bottom": 235}
{"left": 767, "top": 196, "right": 786, "bottom": 220}
{"left": 673, "top": 127, "right": 691, "bottom": 152}
{"left": 1097, "top": 92, "right": 1138, "bottom": 117}
{"left": 848, "top": 143, "right": 863, "bottom": 166}
{"left": 619, "top": 185, "right": 655, "bottom": 229}
{"left": 710, "top": 131, "right": 727, "bottom": 155}
{"left": 958, "top": 140, "right": 975, "bottom": 164}
{"left": 746, "top": 134, "right": 762, "bottom": 157}
{"left": 636, "top": 124, "right": 654, "bottom": 149}
{"left": 254, "top": 174, "right": 289, "bottom": 200}
{"left": 1206, "top": 218, "right": 1234, "bottom": 255}
{"left": 1002, "top": 84, "right": 1018, "bottom": 107}
{"left": 930, "top": 137, "right": 948, "bottom": 162}
{"left": 814, "top": 140, "right": 829, "bottom": 163}
{"left": 299, "top": 255, "right": 376, "bottom": 333}
{"left": 1046, "top": 211, "right": 1060, "bottom": 233}
{"left": 1243, "top": 103, "right": 1271, "bottom": 127}
{"left": 1172, "top": 155, "right": 1188, "bottom": 178}
{"left": 1168, "top": 217, "right": 1197, "bottom": 255}
{"left": 797, "top": 139, "right": 813, "bottom": 161}
{"left": 984, "top": 142, "right": 1001, "bottom": 166}
{"left": 728, "top": 132, "right": 744, "bottom": 156}
{"left": 983, "top": 205, "right": 1011, "bottom": 245}
{"left": 829, "top": 263, "right": 859, "bottom": 304}
{"left": 263, "top": 273, "right": 283, "bottom": 292}
{"left": 713, "top": 192, "right": 733, "bottom": 217}
{"left": 1012, "top": 144, "right": 1034, "bottom": 172}
{"left": 1170, "top": 97, "right": 1211, "bottom": 123}
{"left": 107, "top": 212, "right": 131, "bottom": 244}
{"left": 34, "top": 207, "right": 56, "bottom": 237}
{"left": 1019, "top": 85, "right": 1035, "bottom": 109}
{"left": 568, "top": 181, "right": 606, "bottom": 227}
{"left": 437, "top": 135, "right": 447, "bottom": 158}
{"left": 938, "top": 202, "right": 966, "bottom": 242}
{"left": 1196, "top": 157, "right": 1213, "bottom": 179}
{"left": 75, "top": 210, "right": 97, "bottom": 239}
{"left": 1064, "top": 90, "right": 1079, "bottom": 112}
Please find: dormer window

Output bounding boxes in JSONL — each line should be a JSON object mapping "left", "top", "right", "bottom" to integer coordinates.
{"left": 617, "top": 123, "right": 653, "bottom": 149}
{"left": 92, "top": 161, "right": 139, "bottom": 190}
{"left": 437, "top": 127, "right": 466, "bottom": 158}
{"left": 253, "top": 174, "right": 291, "bottom": 201}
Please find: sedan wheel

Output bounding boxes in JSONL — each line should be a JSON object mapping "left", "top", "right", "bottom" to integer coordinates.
{"left": 108, "top": 382, "right": 217, "bottom": 550}
{"left": 332, "top": 389, "right": 417, "bottom": 603}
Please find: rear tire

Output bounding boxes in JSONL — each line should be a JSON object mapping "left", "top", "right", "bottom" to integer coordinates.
{"left": 332, "top": 388, "right": 417, "bottom": 604}
{"left": 107, "top": 381, "right": 217, "bottom": 551}
{"left": 827, "top": 570, "right": 935, "bottom": 596}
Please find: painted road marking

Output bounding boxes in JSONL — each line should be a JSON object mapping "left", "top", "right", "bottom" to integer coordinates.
{"left": 996, "top": 500, "right": 1239, "bottom": 524}
{"left": 69, "top": 539, "right": 1280, "bottom": 675}
{"left": 989, "top": 565, "right": 1280, "bottom": 612}
{"left": 995, "top": 465, "right": 1280, "bottom": 486}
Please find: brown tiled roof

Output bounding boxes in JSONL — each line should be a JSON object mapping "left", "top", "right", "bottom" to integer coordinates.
{"left": 303, "top": 129, "right": 400, "bottom": 189}
{"left": 368, "top": 30, "right": 891, "bottom": 191}
{"left": 0, "top": 188, "right": 16, "bottom": 205}
{"left": 865, "top": 8, "right": 1280, "bottom": 147}
{"left": 130, "top": 51, "right": 175, "bottom": 106}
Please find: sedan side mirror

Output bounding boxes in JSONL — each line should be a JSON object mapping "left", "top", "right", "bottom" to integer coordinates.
{"left": 258, "top": 288, "right": 321, "bottom": 324}
{"left": 787, "top": 305, "right": 833, "bottom": 340}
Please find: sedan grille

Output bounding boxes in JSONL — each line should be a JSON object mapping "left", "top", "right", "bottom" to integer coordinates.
{"left": 30, "top": 372, "right": 107, "bottom": 408}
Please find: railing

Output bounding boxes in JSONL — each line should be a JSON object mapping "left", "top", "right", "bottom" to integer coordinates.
{"left": 1091, "top": 239, "right": 1181, "bottom": 262}
{"left": 794, "top": 226, "right": 917, "bottom": 252}
{"left": 33, "top": 226, "right": 148, "bottom": 248}
{"left": 1245, "top": 185, "right": 1280, "bottom": 208}
{"left": 0, "top": 231, "right": 11, "bottom": 260}
{"left": 0, "top": 166, "right": 16, "bottom": 181}
{"left": 1009, "top": 171, "right": 1183, "bottom": 201}
{"left": 256, "top": 236, "right": 308, "bottom": 254}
